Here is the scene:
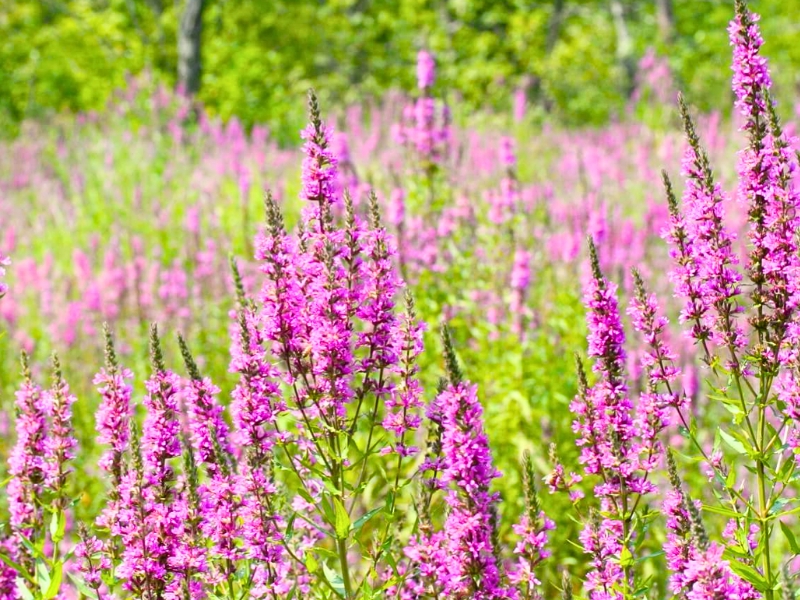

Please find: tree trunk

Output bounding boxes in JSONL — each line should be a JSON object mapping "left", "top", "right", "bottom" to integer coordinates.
{"left": 610, "top": 0, "right": 637, "bottom": 99}
{"left": 546, "top": 0, "right": 566, "bottom": 54}
{"left": 528, "top": 0, "right": 565, "bottom": 112}
{"left": 177, "top": 0, "right": 206, "bottom": 96}
{"left": 656, "top": 0, "right": 675, "bottom": 43}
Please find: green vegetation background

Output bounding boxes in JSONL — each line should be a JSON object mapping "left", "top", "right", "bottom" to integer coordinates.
{"left": 3, "top": 0, "right": 800, "bottom": 142}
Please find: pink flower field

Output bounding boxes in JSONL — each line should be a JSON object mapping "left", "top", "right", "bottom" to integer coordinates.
{"left": 2, "top": 1, "right": 800, "bottom": 598}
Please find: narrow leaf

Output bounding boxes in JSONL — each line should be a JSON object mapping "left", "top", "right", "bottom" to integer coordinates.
{"left": 334, "top": 498, "right": 350, "bottom": 540}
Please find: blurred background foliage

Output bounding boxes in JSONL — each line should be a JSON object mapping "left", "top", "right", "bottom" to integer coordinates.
{"left": 2, "top": 0, "right": 800, "bottom": 142}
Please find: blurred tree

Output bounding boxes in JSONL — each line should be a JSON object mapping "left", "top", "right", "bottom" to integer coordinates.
{"left": 546, "top": 0, "right": 566, "bottom": 52}
{"left": 656, "top": 0, "right": 675, "bottom": 43}
{"left": 177, "top": 0, "right": 205, "bottom": 95}
{"left": 610, "top": 0, "right": 637, "bottom": 98}
{"left": 2, "top": 0, "right": 800, "bottom": 139}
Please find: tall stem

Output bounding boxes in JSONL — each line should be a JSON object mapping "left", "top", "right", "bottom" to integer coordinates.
{"left": 332, "top": 459, "right": 353, "bottom": 599}
{"left": 757, "top": 390, "right": 773, "bottom": 600}
{"left": 336, "top": 535, "right": 353, "bottom": 599}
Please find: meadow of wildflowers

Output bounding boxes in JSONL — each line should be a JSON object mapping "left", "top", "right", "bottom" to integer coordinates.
{"left": 3, "top": 0, "right": 800, "bottom": 598}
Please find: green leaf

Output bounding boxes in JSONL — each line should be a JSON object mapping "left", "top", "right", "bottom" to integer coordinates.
{"left": 771, "top": 497, "right": 792, "bottom": 516}
{"left": 702, "top": 504, "right": 741, "bottom": 518}
{"left": 0, "top": 552, "right": 34, "bottom": 583}
{"left": 780, "top": 521, "right": 800, "bottom": 555}
{"left": 43, "top": 562, "right": 62, "bottom": 599}
{"left": 719, "top": 429, "right": 747, "bottom": 455}
{"left": 312, "top": 547, "right": 338, "bottom": 561}
{"left": 383, "top": 491, "right": 395, "bottom": 515}
{"left": 305, "top": 553, "right": 318, "bottom": 574}
{"left": 295, "top": 487, "right": 315, "bottom": 506}
{"left": 725, "top": 544, "right": 751, "bottom": 559}
{"left": 16, "top": 578, "right": 34, "bottom": 600}
{"left": 726, "top": 467, "right": 737, "bottom": 488}
{"left": 284, "top": 514, "right": 297, "bottom": 542}
{"left": 49, "top": 511, "right": 66, "bottom": 544}
{"left": 727, "top": 559, "right": 769, "bottom": 592}
{"left": 334, "top": 498, "right": 350, "bottom": 540}
{"left": 18, "top": 535, "right": 45, "bottom": 560}
{"left": 635, "top": 550, "right": 665, "bottom": 563}
{"left": 322, "top": 563, "right": 346, "bottom": 598}
{"left": 361, "top": 576, "right": 378, "bottom": 599}
{"left": 36, "top": 560, "right": 51, "bottom": 594}
{"left": 67, "top": 573, "right": 99, "bottom": 600}
{"left": 715, "top": 393, "right": 744, "bottom": 418}
{"left": 323, "top": 479, "right": 343, "bottom": 498}
{"left": 352, "top": 507, "right": 382, "bottom": 534}
{"left": 320, "top": 496, "right": 336, "bottom": 531}
{"left": 383, "top": 546, "right": 398, "bottom": 571}
{"left": 778, "top": 455, "right": 795, "bottom": 482}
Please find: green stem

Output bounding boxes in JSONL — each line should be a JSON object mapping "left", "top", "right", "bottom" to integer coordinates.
{"left": 336, "top": 535, "right": 354, "bottom": 599}
{"left": 619, "top": 479, "right": 633, "bottom": 597}
{"left": 757, "top": 396, "right": 774, "bottom": 600}
{"left": 332, "top": 440, "right": 353, "bottom": 599}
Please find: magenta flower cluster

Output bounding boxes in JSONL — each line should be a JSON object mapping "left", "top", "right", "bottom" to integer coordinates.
{"left": 4, "top": 1, "right": 800, "bottom": 598}
{"left": 393, "top": 50, "right": 451, "bottom": 166}
{"left": 0, "top": 253, "right": 8, "bottom": 298}
{"left": 552, "top": 3, "right": 800, "bottom": 600}
{"left": 0, "top": 82, "right": 563, "bottom": 598}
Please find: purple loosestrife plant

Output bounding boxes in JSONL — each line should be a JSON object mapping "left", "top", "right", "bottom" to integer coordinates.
{"left": 94, "top": 325, "right": 134, "bottom": 527}
{"left": 400, "top": 377, "right": 448, "bottom": 599}
{"left": 399, "top": 327, "right": 536, "bottom": 600}
{"left": 169, "top": 436, "right": 210, "bottom": 599}
{"left": 4, "top": 353, "right": 78, "bottom": 599}
{"left": 178, "top": 335, "right": 234, "bottom": 472}
{"left": 416, "top": 50, "right": 435, "bottom": 92}
{"left": 7, "top": 353, "right": 47, "bottom": 542}
{"left": 76, "top": 524, "right": 113, "bottom": 600}
{"left": 142, "top": 325, "right": 182, "bottom": 501}
{"left": 0, "top": 252, "right": 8, "bottom": 298}
{"left": 116, "top": 325, "right": 183, "bottom": 598}
{"left": 396, "top": 50, "right": 450, "bottom": 179}
{"left": 663, "top": 452, "right": 758, "bottom": 600}
{"left": 40, "top": 355, "right": 77, "bottom": 597}
{"left": 0, "top": 536, "right": 18, "bottom": 599}
{"left": 655, "top": 3, "right": 800, "bottom": 598}
{"left": 229, "top": 259, "right": 291, "bottom": 598}
{"left": 567, "top": 241, "right": 672, "bottom": 600}
{"left": 78, "top": 326, "right": 134, "bottom": 598}
{"left": 382, "top": 291, "right": 425, "bottom": 459}
{"left": 11, "top": 12, "right": 800, "bottom": 595}
{"left": 43, "top": 354, "right": 77, "bottom": 510}
{"left": 490, "top": 136, "right": 520, "bottom": 227}
{"left": 439, "top": 380, "right": 508, "bottom": 599}
{"left": 677, "top": 95, "right": 745, "bottom": 362}
{"left": 178, "top": 335, "right": 242, "bottom": 592}
{"left": 246, "top": 91, "right": 429, "bottom": 598}
{"left": 301, "top": 90, "right": 341, "bottom": 212}
{"left": 663, "top": 454, "right": 698, "bottom": 595}
{"left": 437, "top": 326, "right": 511, "bottom": 600}
{"left": 508, "top": 453, "right": 554, "bottom": 600}
{"left": 627, "top": 270, "right": 683, "bottom": 470}
{"left": 663, "top": 171, "right": 713, "bottom": 347}
{"left": 730, "top": 0, "right": 800, "bottom": 358}
{"left": 509, "top": 247, "right": 532, "bottom": 339}
{"left": 114, "top": 421, "right": 149, "bottom": 597}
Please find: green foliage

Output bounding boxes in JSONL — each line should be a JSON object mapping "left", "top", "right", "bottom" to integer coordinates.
{"left": 4, "top": 0, "right": 800, "bottom": 141}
